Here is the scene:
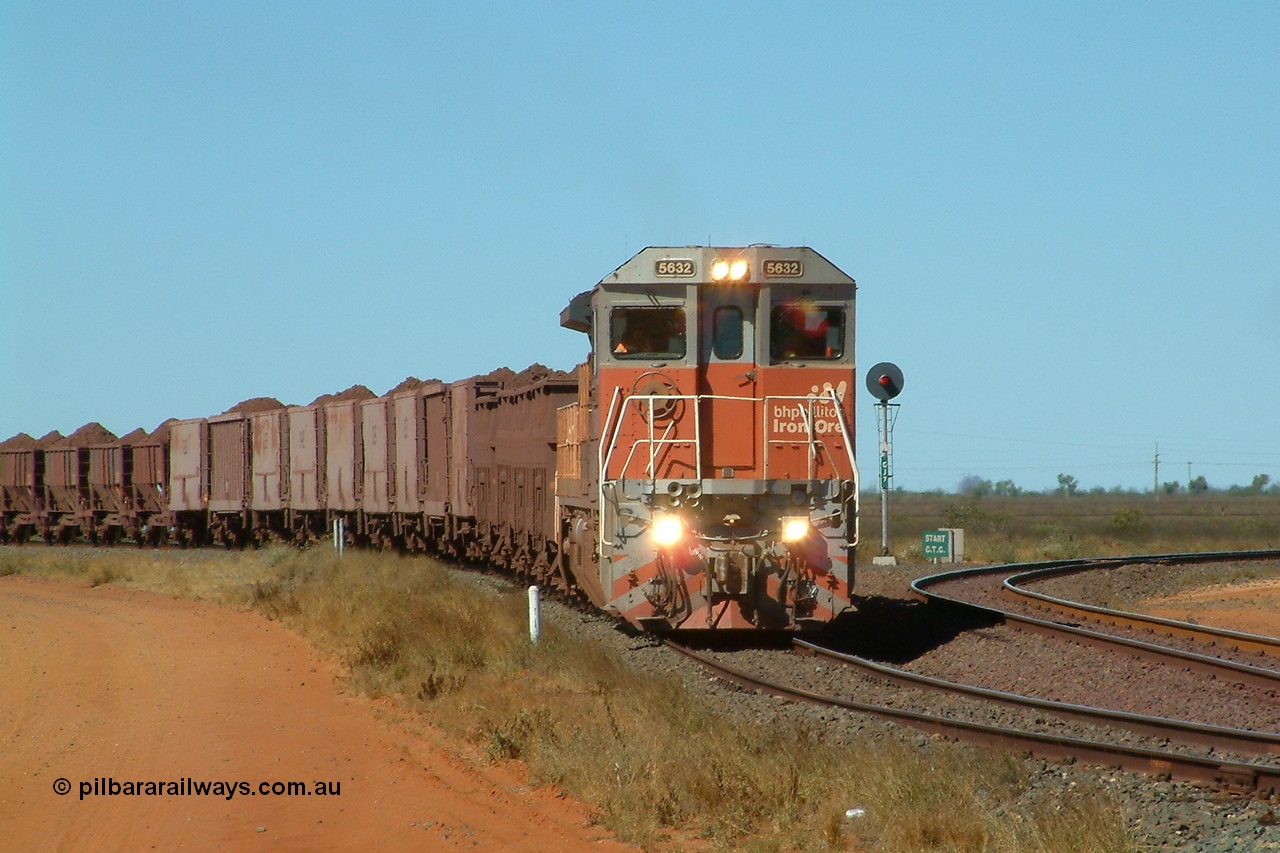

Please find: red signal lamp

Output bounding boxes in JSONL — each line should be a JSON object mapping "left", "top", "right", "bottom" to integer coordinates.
{"left": 865, "top": 362, "right": 903, "bottom": 401}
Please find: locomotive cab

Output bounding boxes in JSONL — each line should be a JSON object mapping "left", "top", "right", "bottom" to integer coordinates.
{"left": 557, "top": 246, "right": 859, "bottom": 631}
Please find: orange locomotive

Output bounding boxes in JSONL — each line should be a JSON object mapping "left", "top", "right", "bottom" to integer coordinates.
{"left": 556, "top": 246, "right": 860, "bottom": 630}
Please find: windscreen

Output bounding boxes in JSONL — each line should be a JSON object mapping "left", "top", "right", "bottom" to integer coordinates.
{"left": 770, "top": 303, "right": 845, "bottom": 361}
{"left": 609, "top": 307, "right": 687, "bottom": 359}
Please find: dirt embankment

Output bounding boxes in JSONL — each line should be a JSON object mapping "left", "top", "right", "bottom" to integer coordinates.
{"left": 0, "top": 575, "right": 633, "bottom": 852}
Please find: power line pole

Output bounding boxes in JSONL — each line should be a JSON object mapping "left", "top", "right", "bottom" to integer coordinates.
{"left": 1153, "top": 443, "right": 1160, "bottom": 499}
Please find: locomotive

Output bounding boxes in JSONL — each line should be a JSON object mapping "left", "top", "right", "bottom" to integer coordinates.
{"left": 0, "top": 246, "right": 860, "bottom": 631}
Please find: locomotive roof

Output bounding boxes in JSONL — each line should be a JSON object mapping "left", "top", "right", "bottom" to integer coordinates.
{"left": 599, "top": 245, "right": 855, "bottom": 287}
{"left": 561, "top": 245, "right": 855, "bottom": 333}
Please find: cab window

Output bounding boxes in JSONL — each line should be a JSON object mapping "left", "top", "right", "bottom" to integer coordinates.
{"left": 712, "top": 306, "right": 743, "bottom": 360}
{"left": 609, "top": 307, "right": 687, "bottom": 359}
{"left": 770, "top": 303, "right": 845, "bottom": 361}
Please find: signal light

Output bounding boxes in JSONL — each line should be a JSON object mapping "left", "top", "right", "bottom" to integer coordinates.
{"left": 865, "top": 362, "right": 904, "bottom": 401}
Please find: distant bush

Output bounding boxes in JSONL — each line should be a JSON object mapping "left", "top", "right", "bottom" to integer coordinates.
{"left": 1106, "top": 508, "right": 1151, "bottom": 538}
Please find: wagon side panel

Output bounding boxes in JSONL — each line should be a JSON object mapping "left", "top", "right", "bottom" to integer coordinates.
{"left": 0, "top": 449, "right": 39, "bottom": 515}
{"left": 168, "top": 420, "right": 208, "bottom": 513}
{"left": 360, "top": 398, "right": 393, "bottom": 514}
{"left": 392, "top": 391, "right": 424, "bottom": 514}
{"left": 287, "top": 406, "right": 324, "bottom": 512}
{"left": 250, "top": 410, "right": 288, "bottom": 511}
{"left": 423, "top": 386, "right": 449, "bottom": 516}
{"left": 324, "top": 402, "right": 361, "bottom": 511}
{"left": 88, "top": 444, "right": 128, "bottom": 514}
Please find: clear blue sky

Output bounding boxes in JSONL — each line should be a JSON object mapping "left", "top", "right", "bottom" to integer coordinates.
{"left": 3, "top": 2, "right": 1277, "bottom": 493}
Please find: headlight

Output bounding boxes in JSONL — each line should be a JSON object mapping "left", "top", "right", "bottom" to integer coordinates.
{"left": 780, "top": 517, "right": 811, "bottom": 543}
{"left": 709, "top": 258, "right": 749, "bottom": 283}
{"left": 651, "top": 515, "right": 685, "bottom": 548}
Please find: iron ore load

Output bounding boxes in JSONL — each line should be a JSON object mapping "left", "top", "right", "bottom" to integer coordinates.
{"left": 1, "top": 246, "right": 860, "bottom": 631}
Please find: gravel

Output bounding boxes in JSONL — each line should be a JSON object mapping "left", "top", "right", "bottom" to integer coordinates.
{"left": 499, "top": 559, "right": 1280, "bottom": 851}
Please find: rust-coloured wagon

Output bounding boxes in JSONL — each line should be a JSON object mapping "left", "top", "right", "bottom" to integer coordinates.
{"left": 0, "top": 435, "right": 45, "bottom": 543}
{"left": 285, "top": 403, "right": 326, "bottom": 540}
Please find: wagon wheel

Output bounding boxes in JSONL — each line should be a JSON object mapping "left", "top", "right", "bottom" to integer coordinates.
{"left": 630, "top": 372, "right": 684, "bottom": 422}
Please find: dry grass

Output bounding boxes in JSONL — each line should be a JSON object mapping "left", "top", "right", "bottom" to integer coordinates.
{"left": 0, "top": 543, "right": 1137, "bottom": 851}
{"left": 875, "top": 493, "right": 1280, "bottom": 564}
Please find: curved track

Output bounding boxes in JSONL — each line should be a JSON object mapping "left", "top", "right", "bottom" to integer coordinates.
{"left": 666, "top": 639, "right": 1280, "bottom": 795}
{"left": 911, "top": 551, "right": 1280, "bottom": 692}
{"left": 1002, "top": 558, "right": 1280, "bottom": 658}
{"left": 794, "top": 638, "right": 1280, "bottom": 758}
{"left": 666, "top": 550, "right": 1280, "bottom": 796}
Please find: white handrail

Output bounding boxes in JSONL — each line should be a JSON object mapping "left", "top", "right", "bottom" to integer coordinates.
{"left": 596, "top": 388, "right": 863, "bottom": 551}
{"left": 601, "top": 391, "right": 858, "bottom": 483}
{"left": 597, "top": 387, "right": 624, "bottom": 556}
{"left": 599, "top": 394, "right": 702, "bottom": 481}
{"left": 761, "top": 394, "right": 858, "bottom": 481}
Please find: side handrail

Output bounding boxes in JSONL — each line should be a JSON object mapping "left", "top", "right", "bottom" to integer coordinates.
{"left": 599, "top": 393, "right": 701, "bottom": 554}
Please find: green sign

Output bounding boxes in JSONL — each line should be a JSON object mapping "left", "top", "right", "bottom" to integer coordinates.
{"left": 879, "top": 453, "right": 889, "bottom": 489}
{"left": 922, "top": 529, "right": 951, "bottom": 558}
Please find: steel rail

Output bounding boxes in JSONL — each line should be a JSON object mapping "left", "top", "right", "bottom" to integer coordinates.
{"left": 793, "top": 638, "right": 1280, "bottom": 758}
{"left": 665, "top": 640, "right": 1280, "bottom": 795}
{"left": 1000, "top": 553, "right": 1280, "bottom": 657}
{"left": 911, "top": 552, "right": 1280, "bottom": 693}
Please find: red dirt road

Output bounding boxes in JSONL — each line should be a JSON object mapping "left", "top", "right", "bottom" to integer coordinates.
{"left": 0, "top": 575, "right": 634, "bottom": 852}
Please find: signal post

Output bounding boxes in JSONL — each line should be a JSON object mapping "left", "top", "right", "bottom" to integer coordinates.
{"left": 866, "top": 362, "right": 903, "bottom": 565}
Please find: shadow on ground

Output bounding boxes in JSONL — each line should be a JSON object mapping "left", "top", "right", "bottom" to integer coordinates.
{"left": 817, "top": 595, "right": 1003, "bottom": 664}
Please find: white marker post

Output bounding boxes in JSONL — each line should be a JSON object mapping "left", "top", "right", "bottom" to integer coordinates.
{"left": 333, "top": 518, "right": 345, "bottom": 557}
{"left": 528, "top": 585, "right": 541, "bottom": 645}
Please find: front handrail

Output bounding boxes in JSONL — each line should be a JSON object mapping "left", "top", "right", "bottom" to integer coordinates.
{"left": 602, "top": 394, "right": 703, "bottom": 482}
{"left": 602, "top": 391, "right": 858, "bottom": 482}
{"left": 597, "top": 388, "right": 862, "bottom": 550}
{"left": 761, "top": 392, "right": 858, "bottom": 481}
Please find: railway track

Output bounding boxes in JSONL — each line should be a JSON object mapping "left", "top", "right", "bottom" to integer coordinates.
{"left": 667, "top": 639, "right": 1280, "bottom": 795}
{"left": 794, "top": 638, "right": 1280, "bottom": 759}
{"left": 667, "top": 550, "right": 1280, "bottom": 797}
{"left": 1001, "top": 556, "right": 1280, "bottom": 659}
{"left": 912, "top": 550, "right": 1280, "bottom": 690}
